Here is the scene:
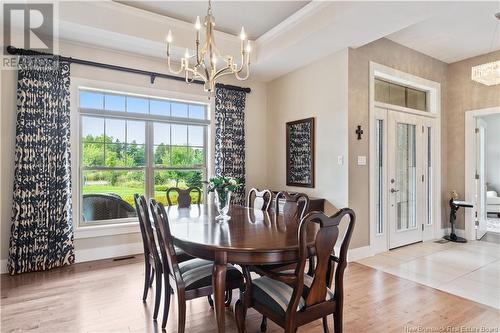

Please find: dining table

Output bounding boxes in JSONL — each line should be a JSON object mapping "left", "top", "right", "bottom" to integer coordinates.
{"left": 166, "top": 203, "right": 318, "bottom": 333}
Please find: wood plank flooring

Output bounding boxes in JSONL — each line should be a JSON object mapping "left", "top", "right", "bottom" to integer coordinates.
{"left": 1, "top": 256, "right": 499, "bottom": 333}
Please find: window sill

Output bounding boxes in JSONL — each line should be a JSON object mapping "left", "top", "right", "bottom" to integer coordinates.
{"left": 74, "top": 221, "right": 140, "bottom": 239}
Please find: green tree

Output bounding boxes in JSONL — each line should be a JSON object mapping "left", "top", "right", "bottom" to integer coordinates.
{"left": 186, "top": 171, "right": 203, "bottom": 188}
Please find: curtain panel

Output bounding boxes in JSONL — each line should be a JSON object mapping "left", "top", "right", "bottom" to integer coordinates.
{"left": 214, "top": 86, "right": 247, "bottom": 205}
{"left": 8, "top": 56, "right": 74, "bottom": 275}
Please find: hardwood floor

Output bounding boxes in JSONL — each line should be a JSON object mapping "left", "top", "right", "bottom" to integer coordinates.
{"left": 1, "top": 256, "right": 499, "bottom": 333}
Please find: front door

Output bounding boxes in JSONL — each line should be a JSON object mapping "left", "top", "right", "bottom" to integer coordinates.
{"left": 387, "top": 111, "right": 425, "bottom": 249}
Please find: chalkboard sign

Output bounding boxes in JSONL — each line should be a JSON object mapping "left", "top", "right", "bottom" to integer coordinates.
{"left": 286, "top": 117, "right": 315, "bottom": 187}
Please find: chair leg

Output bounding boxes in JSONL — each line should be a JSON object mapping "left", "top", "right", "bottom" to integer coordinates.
{"left": 153, "top": 268, "right": 162, "bottom": 321}
{"left": 322, "top": 316, "right": 330, "bottom": 333}
{"left": 234, "top": 299, "right": 247, "bottom": 333}
{"left": 333, "top": 310, "right": 343, "bottom": 333}
{"left": 225, "top": 289, "right": 233, "bottom": 307}
{"left": 161, "top": 274, "right": 171, "bottom": 329}
{"left": 177, "top": 292, "right": 186, "bottom": 333}
{"left": 260, "top": 316, "right": 267, "bottom": 332}
{"left": 207, "top": 295, "right": 214, "bottom": 307}
{"left": 142, "top": 262, "right": 151, "bottom": 301}
{"left": 284, "top": 321, "right": 296, "bottom": 333}
{"left": 149, "top": 267, "right": 155, "bottom": 287}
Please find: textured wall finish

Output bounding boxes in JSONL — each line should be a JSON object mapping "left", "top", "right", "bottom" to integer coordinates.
{"left": 446, "top": 50, "right": 500, "bottom": 229}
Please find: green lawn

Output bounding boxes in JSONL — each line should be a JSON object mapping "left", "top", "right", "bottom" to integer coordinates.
{"left": 83, "top": 184, "right": 203, "bottom": 206}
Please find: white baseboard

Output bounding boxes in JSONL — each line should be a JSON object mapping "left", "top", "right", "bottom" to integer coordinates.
{"left": 347, "top": 246, "right": 371, "bottom": 262}
{"left": 75, "top": 242, "right": 144, "bottom": 263}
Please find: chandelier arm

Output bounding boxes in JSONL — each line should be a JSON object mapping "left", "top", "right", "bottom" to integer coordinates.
{"left": 213, "top": 65, "right": 234, "bottom": 79}
{"left": 213, "top": 65, "right": 247, "bottom": 82}
{"left": 167, "top": 57, "right": 185, "bottom": 75}
{"left": 185, "top": 70, "right": 196, "bottom": 84}
{"left": 234, "top": 64, "right": 250, "bottom": 81}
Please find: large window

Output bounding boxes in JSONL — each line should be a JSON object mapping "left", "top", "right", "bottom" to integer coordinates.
{"left": 79, "top": 88, "right": 208, "bottom": 225}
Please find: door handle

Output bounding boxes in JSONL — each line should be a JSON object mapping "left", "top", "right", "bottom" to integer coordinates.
{"left": 390, "top": 188, "right": 399, "bottom": 193}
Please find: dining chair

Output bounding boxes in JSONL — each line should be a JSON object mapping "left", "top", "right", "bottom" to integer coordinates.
{"left": 134, "top": 194, "right": 164, "bottom": 320}
{"left": 274, "top": 191, "right": 309, "bottom": 222}
{"left": 149, "top": 199, "right": 245, "bottom": 331}
{"left": 235, "top": 208, "right": 356, "bottom": 333}
{"left": 134, "top": 195, "right": 194, "bottom": 311}
{"left": 165, "top": 187, "right": 222, "bottom": 307}
{"left": 247, "top": 188, "right": 273, "bottom": 211}
{"left": 166, "top": 187, "right": 202, "bottom": 208}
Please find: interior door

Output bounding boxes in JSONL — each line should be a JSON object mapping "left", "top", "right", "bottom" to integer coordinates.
{"left": 475, "top": 118, "right": 487, "bottom": 239}
{"left": 388, "top": 111, "right": 423, "bottom": 249}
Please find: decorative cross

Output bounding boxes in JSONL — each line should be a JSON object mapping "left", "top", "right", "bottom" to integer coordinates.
{"left": 356, "top": 125, "right": 363, "bottom": 140}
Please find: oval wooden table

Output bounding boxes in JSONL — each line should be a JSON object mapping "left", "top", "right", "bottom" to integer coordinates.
{"left": 167, "top": 204, "right": 317, "bottom": 333}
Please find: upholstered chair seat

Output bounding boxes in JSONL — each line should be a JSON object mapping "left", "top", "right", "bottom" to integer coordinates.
{"left": 178, "top": 258, "right": 243, "bottom": 290}
{"left": 251, "top": 270, "right": 335, "bottom": 318}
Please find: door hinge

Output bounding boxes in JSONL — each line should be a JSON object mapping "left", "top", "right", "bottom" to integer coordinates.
{"left": 475, "top": 127, "right": 479, "bottom": 134}
{"left": 422, "top": 224, "right": 424, "bottom": 231}
{"left": 475, "top": 219, "right": 479, "bottom": 226}
{"left": 475, "top": 173, "right": 480, "bottom": 180}
{"left": 421, "top": 174, "right": 424, "bottom": 182}
{"left": 422, "top": 125, "right": 424, "bottom": 133}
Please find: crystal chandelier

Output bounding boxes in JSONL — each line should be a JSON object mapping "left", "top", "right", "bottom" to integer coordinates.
{"left": 471, "top": 60, "right": 500, "bottom": 86}
{"left": 165, "top": 0, "right": 251, "bottom": 94}
{"left": 471, "top": 13, "right": 500, "bottom": 86}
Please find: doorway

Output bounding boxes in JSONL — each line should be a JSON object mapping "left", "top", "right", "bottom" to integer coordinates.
{"left": 375, "top": 107, "right": 436, "bottom": 249}
{"left": 465, "top": 107, "right": 500, "bottom": 241}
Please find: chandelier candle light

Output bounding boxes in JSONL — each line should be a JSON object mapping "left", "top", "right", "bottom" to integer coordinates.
{"left": 165, "top": 0, "right": 251, "bottom": 94}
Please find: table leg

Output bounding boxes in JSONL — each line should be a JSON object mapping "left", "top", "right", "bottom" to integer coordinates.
{"left": 213, "top": 252, "right": 227, "bottom": 333}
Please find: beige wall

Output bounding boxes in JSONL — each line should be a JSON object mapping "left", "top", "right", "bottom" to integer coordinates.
{"left": 446, "top": 51, "right": 500, "bottom": 229}
{"left": 266, "top": 50, "right": 349, "bottom": 215}
{"left": 0, "top": 40, "right": 268, "bottom": 262}
{"left": 348, "top": 38, "right": 448, "bottom": 248}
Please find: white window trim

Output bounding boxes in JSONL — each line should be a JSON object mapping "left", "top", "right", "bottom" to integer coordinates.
{"left": 369, "top": 62, "right": 442, "bottom": 254}
{"left": 70, "top": 77, "right": 211, "bottom": 239}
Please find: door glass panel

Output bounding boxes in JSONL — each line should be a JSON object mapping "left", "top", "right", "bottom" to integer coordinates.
{"left": 395, "top": 123, "right": 417, "bottom": 231}
{"left": 427, "top": 127, "right": 432, "bottom": 225}
{"left": 375, "top": 119, "right": 384, "bottom": 234}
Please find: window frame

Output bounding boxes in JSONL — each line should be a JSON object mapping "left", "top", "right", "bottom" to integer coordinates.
{"left": 77, "top": 87, "right": 210, "bottom": 228}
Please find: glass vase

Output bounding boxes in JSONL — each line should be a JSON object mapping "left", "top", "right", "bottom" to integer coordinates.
{"left": 215, "top": 189, "right": 232, "bottom": 220}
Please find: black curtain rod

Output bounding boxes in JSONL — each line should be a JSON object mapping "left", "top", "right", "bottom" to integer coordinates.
{"left": 6, "top": 46, "right": 251, "bottom": 93}
{"left": 215, "top": 83, "right": 251, "bottom": 93}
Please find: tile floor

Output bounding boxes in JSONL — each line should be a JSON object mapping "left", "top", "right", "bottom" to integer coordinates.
{"left": 487, "top": 217, "right": 500, "bottom": 234}
{"left": 356, "top": 238, "right": 500, "bottom": 309}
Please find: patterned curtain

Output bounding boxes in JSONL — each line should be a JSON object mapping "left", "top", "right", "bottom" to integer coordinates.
{"left": 214, "top": 86, "right": 247, "bottom": 205}
{"left": 8, "top": 56, "right": 74, "bottom": 275}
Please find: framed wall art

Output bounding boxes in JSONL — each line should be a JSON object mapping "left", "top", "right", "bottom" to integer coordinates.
{"left": 286, "top": 117, "right": 315, "bottom": 188}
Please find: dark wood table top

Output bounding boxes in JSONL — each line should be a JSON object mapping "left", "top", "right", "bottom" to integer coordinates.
{"left": 167, "top": 204, "right": 317, "bottom": 256}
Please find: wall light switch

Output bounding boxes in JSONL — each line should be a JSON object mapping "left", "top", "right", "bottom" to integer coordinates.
{"left": 337, "top": 155, "right": 343, "bottom": 166}
{"left": 357, "top": 155, "right": 367, "bottom": 166}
